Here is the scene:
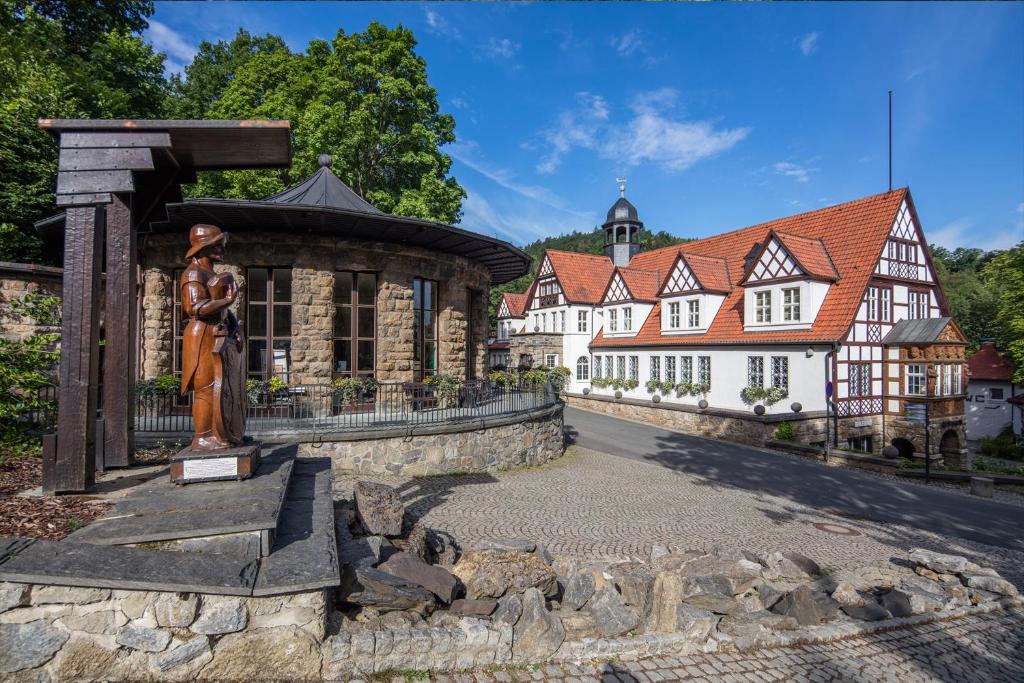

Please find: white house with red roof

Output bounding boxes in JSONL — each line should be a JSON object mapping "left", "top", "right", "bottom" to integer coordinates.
{"left": 966, "top": 341, "right": 1021, "bottom": 439}
{"left": 489, "top": 292, "right": 528, "bottom": 368}
{"left": 514, "top": 188, "right": 969, "bottom": 462}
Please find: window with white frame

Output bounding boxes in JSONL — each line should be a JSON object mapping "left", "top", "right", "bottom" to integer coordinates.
{"left": 616, "top": 355, "right": 626, "bottom": 379}
{"left": 650, "top": 356, "right": 661, "bottom": 382}
{"left": 908, "top": 291, "right": 929, "bottom": 319}
{"left": 577, "top": 310, "right": 588, "bottom": 333}
{"left": 576, "top": 356, "right": 589, "bottom": 381}
{"left": 560, "top": 311, "right": 565, "bottom": 332}
{"left": 867, "top": 287, "right": 878, "bottom": 321}
{"left": 755, "top": 291, "right": 772, "bottom": 323}
{"left": 849, "top": 363, "right": 871, "bottom": 397}
{"left": 782, "top": 287, "right": 801, "bottom": 322}
{"left": 545, "top": 353, "right": 558, "bottom": 368}
{"left": 533, "top": 314, "right": 539, "bottom": 330}
{"left": 953, "top": 364, "right": 962, "bottom": 394}
{"left": 629, "top": 355, "right": 639, "bottom": 381}
{"left": 605, "top": 356, "right": 613, "bottom": 378}
{"left": 542, "top": 312, "right": 547, "bottom": 331}
{"left": 880, "top": 288, "right": 892, "bottom": 321}
{"left": 593, "top": 355, "right": 602, "bottom": 379}
{"left": 681, "top": 356, "right": 693, "bottom": 383}
{"left": 906, "top": 364, "right": 926, "bottom": 396}
{"left": 747, "top": 356, "right": 764, "bottom": 388}
{"left": 771, "top": 356, "right": 789, "bottom": 390}
{"left": 668, "top": 302, "right": 680, "bottom": 328}
{"left": 697, "top": 356, "right": 711, "bottom": 387}
{"left": 687, "top": 299, "right": 700, "bottom": 328}
{"left": 623, "top": 306, "right": 632, "bottom": 331}
{"left": 665, "top": 356, "right": 676, "bottom": 383}
{"left": 609, "top": 309, "right": 618, "bottom": 332}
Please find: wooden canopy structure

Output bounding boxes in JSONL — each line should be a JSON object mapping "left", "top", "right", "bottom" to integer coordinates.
{"left": 38, "top": 119, "right": 291, "bottom": 493}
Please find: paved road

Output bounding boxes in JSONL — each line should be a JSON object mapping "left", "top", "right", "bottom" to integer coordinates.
{"left": 564, "top": 406, "right": 1024, "bottom": 553}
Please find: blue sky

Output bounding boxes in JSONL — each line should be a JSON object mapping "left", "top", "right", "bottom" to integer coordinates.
{"left": 147, "top": 2, "right": 1023, "bottom": 251}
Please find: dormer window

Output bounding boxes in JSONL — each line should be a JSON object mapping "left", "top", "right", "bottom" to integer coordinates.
{"left": 609, "top": 309, "right": 618, "bottom": 332}
{"left": 668, "top": 302, "right": 680, "bottom": 328}
{"left": 755, "top": 291, "right": 772, "bottom": 323}
{"left": 577, "top": 310, "right": 588, "bottom": 333}
{"left": 623, "top": 306, "right": 632, "bottom": 331}
{"left": 687, "top": 300, "right": 700, "bottom": 328}
{"left": 782, "top": 287, "right": 801, "bottom": 321}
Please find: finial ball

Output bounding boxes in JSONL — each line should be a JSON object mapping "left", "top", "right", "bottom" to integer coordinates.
{"left": 317, "top": 154, "right": 332, "bottom": 168}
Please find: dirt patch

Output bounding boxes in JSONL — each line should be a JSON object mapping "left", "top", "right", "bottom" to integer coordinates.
{"left": 0, "top": 456, "right": 112, "bottom": 540}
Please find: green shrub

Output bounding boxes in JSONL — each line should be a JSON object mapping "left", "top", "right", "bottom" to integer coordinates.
{"left": 977, "top": 425, "right": 1024, "bottom": 461}
{"left": 773, "top": 421, "right": 797, "bottom": 441}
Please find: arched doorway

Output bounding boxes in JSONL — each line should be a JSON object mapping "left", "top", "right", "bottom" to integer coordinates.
{"left": 940, "top": 430, "right": 961, "bottom": 456}
{"left": 892, "top": 437, "right": 915, "bottom": 459}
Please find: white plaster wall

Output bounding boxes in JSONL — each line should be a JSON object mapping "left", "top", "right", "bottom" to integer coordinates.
{"left": 661, "top": 294, "right": 725, "bottom": 335}
{"left": 966, "top": 379, "right": 1017, "bottom": 439}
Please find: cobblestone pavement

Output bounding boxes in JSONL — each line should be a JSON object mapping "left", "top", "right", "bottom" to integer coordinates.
{"left": 402, "top": 608, "right": 1021, "bottom": 683}
{"left": 333, "top": 446, "right": 1024, "bottom": 587}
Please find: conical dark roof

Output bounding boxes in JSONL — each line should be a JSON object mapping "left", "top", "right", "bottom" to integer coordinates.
{"left": 264, "top": 154, "right": 382, "bottom": 214}
{"left": 606, "top": 196, "right": 639, "bottom": 223}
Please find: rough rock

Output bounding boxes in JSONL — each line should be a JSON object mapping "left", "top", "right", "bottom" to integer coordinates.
{"left": 0, "top": 620, "right": 69, "bottom": 672}
{"left": 647, "top": 600, "right": 719, "bottom": 639}
{"left": 552, "top": 609, "right": 595, "bottom": 641}
{"left": 675, "top": 556, "right": 761, "bottom": 595}
{"left": 841, "top": 601, "right": 891, "bottom": 622}
{"left": 562, "top": 572, "right": 596, "bottom": 611}
{"left": 830, "top": 582, "right": 866, "bottom": 608}
{"left": 588, "top": 586, "right": 640, "bottom": 638}
{"left": 846, "top": 565, "right": 901, "bottom": 591}
{"left": 534, "top": 543, "right": 554, "bottom": 566}
{"left": 200, "top": 626, "right": 322, "bottom": 680}
{"left": 962, "top": 573, "right": 1019, "bottom": 597}
{"left": 718, "top": 611, "right": 797, "bottom": 650}
{"left": 474, "top": 538, "right": 536, "bottom": 553}
{"left": 651, "top": 550, "right": 705, "bottom": 574}
{"left": 648, "top": 544, "right": 670, "bottom": 564}
{"left": 450, "top": 598, "right": 497, "bottom": 617}
{"left": 512, "top": 588, "right": 565, "bottom": 663}
{"left": 354, "top": 481, "right": 405, "bottom": 536}
{"left": 762, "top": 551, "right": 821, "bottom": 580}
{"left": 154, "top": 593, "right": 199, "bottom": 628}
{"left": 709, "top": 545, "right": 761, "bottom": 564}
{"left": 908, "top": 548, "right": 971, "bottom": 575}
{"left": 753, "top": 580, "right": 784, "bottom": 610}
{"left": 683, "top": 590, "right": 744, "bottom": 616}
{"left": 0, "top": 583, "right": 29, "bottom": 614}
{"left": 52, "top": 636, "right": 122, "bottom": 680}
{"left": 341, "top": 534, "right": 398, "bottom": 568}
{"left": 493, "top": 594, "right": 523, "bottom": 627}
{"left": 452, "top": 549, "right": 557, "bottom": 599}
{"left": 607, "top": 561, "right": 655, "bottom": 615}
{"left": 116, "top": 590, "right": 157, "bottom": 620}
{"left": 378, "top": 552, "right": 459, "bottom": 603}
{"left": 59, "top": 609, "right": 128, "bottom": 635}
{"left": 771, "top": 585, "right": 839, "bottom": 625}
{"left": 880, "top": 584, "right": 944, "bottom": 617}
{"left": 424, "top": 529, "right": 460, "bottom": 567}
{"left": 341, "top": 567, "right": 436, "bottom": 613}
{"left": 190, "top": 596, "right": 248, "bottom": 635}
{"left": 30, "top": 586, "right": 109, "bottom": 605}
{"left": 969, "top": 588, "right": 1001, "bottom": 605}
{"left": 116, "top": 623, "right": 172, "bottom": 652}
{"left": 158, "top": 636, "right": 211, "bottom": 672}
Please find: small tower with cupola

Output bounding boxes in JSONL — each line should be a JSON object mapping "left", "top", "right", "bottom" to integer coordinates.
{"left": 603, "top": 178, "right": 644, "bottom": 267}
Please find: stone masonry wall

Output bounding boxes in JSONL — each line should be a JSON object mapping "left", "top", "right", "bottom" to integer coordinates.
{"left": 300, "top": 405, "right": 566, "bottom": 476}
{"left": 137, "top": 232, "right": 491, "bottom": 384}
{"left": 0, "top": 262, "right": 63, "bottom": 342}
{"left": 508, "top": 332, "right": 564, "bottom": 368}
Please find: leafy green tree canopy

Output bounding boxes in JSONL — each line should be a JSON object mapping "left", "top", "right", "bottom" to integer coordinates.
{"left": 980, "top": 243, "right": 1024, "bottom": 383}
{"left": 179, "top": 23, "right": 465, "bottom": 224}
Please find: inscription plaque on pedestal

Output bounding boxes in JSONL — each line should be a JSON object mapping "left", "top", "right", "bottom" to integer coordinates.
{"left": 170, "top": 442, "right": 261, "bottom": 485}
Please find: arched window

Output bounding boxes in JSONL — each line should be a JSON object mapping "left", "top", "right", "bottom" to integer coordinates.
{"left": 576, "top": 356, "right": 590, "bottom": 381}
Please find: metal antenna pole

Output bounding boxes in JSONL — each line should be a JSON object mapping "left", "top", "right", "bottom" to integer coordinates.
{"left": 888, "top": 90, "right": 893, "bottom": 192}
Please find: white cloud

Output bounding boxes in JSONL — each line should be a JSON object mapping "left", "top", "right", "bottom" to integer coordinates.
{"left": 610, "top": 30, "right": 644, "bottom": 57}
{"left": 483, "top": 37, "right": 521, "bottom": 60}
{"left": 798, "top": 32, "right": 820, "bottom": 57}
{"left": 460, "top": 190, "right": 590, "bottom": 244}
{"left": 773, "top": 161, "right": 818, "bottom": 184}
{"left": 1017, "top": 202, "right": 1024, "bottom": 213}
{"left": 424, "top": 8, "right": 461, "bottom": 39}
{"left": 536, "top": 88, "right": 749, "bottom": 174}
{"left": 930, "top": 216, "right": 1021, "bottom": 252}
{"left": 145, "top": 20, "right": 197, "bottom": 74}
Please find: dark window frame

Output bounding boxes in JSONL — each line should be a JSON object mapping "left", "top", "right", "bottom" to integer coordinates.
{"left": 246, "top": 267, "right": 293, "bottom": 382}
{"left": 333, "top": 271, "right": 378, "bottom": 379}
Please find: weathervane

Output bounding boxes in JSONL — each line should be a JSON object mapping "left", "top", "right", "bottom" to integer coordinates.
{"left": 616, "top": 177, "right": 627, "bottom": 197}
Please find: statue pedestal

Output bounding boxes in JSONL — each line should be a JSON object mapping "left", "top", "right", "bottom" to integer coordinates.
{"left": 170, "top": 442, "right": 262, "bottom": 485}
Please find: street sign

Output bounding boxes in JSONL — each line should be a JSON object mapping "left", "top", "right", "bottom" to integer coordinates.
{"left": 905, "top": 402, "right": 928, "bottom": 425}
{"left": 825, "top": 381, "right": 833, "bottom": 398}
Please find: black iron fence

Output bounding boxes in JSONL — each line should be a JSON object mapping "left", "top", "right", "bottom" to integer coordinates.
{"left": 20, "top": 380, "right": 558, "bottom": 439}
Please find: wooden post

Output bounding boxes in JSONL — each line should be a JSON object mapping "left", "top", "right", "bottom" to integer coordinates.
{"left": 48, "top": 205, "right": 104, "bottom": 493}
{"left": 102, "top": 193, "right": 136, "bottom": 468}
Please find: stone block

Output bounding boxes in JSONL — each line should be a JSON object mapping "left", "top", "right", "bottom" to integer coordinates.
{"left": 116, "top": 622, "right": 172, "bottom": 652}
{"left": 588, "top": 586, "right": 640, "bottom": 638}
{"left": 561, "top": 572, "right": 596, "bottom": 611}
{"left": 607, "top": 561, "right": 655, "bottom": 615}
{"left": 59, "top": 609, "right": 128, "bottom": 635}
{"left": 453, "top": 549, "right": 557, "bottom": 599}
{"left": 970, "top": 477, "right": 994, "bottom": 498}
{"left": 378, "top": 552, "right": 458, "bottom": 604}
{"left": 770, "top": 585, "right": 839, "bottom": 625}
{"left": 340, "top": 566, "right": 436, "bottom": 613}
{"left": 30, "top": 586, "right": 110, "bottom": 605}
{"left": 908, "top": 548, "right": 971, "bottom": 575}
{"left": 0, "top": 582, "right": 29, "bottom": 614}
{"left": 200, "top": 625, "right": 322, "bottom": 680}
{"left": 354, "top": 481, "right": 405, "bottom": 536}
{"left": 190, "top": 596, "right": 247, "bottom": 635}
{"left": 512, "top": 588, "right": 564, "bottom": 664}
{"left": 158, "top": 636, "right": 211, "bottom": 672}
{"left": 154, "top": 593, "right": 199, "bottom": 628}
{"left": 0, "top": 620, "right": 69, "bottom": 672}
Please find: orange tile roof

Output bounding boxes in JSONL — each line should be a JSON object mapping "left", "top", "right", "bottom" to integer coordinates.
{"left": 592, "top": 188, "right": 909, "bottom": 347}
{"left": 501, "top": 292, "right": 528, "bottom": 317}
{"left": 611, "top": 267, "right": 662, "bottom": 302}
{"left": 545, "top": 249, "right": 616, "bottom": 304}
{"left": 681, "top": 252, "right": 733, "bottom": 293}
{"left": 768, "top": 231, "right": 839, "bottom": 282}
{"left": 968, "top": 342, "right": 1014, "bottom": 382}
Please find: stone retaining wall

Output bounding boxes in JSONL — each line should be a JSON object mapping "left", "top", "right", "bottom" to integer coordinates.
{"left": 301, "top": 404, "right": 566, "bottom": 476}
{"left": 0, "top": 261, "right": 64, "bottom": 342}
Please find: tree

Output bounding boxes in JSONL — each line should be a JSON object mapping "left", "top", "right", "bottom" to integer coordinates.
{"left": 0, "top": 1, "right": 167, "bottom": 263}
{"left": 178, "top": 23, "right": 465, "bottom": 224}
{"left": 929, "top": 245, "right": 1000, "bottom": 350}
{"left": 981, "top": 243, "right": 1024, "bottom": 383}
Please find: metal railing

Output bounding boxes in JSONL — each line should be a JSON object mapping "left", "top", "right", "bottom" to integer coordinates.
{"left": 23, "top": 380, "right": 558, "bottom": 439}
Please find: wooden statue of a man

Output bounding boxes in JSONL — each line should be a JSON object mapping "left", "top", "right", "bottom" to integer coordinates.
{"left": 179, "top": 224, "right": 246, "bottom": 450}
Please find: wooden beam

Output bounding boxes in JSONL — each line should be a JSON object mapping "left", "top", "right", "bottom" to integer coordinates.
{"left": 59, "top": 147, "right": 155, "bottom": 171}
{"left": 57, "top": 170, "right": 135, "bottom": 195}
{"left": 102, "top": 194, "right": 136, "bottom": 468}
{"left": 49, "top": 205, "right": 104, "bottom": 493}
{"left": 60, "top": 131, "right": 172, "bottom": 149}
